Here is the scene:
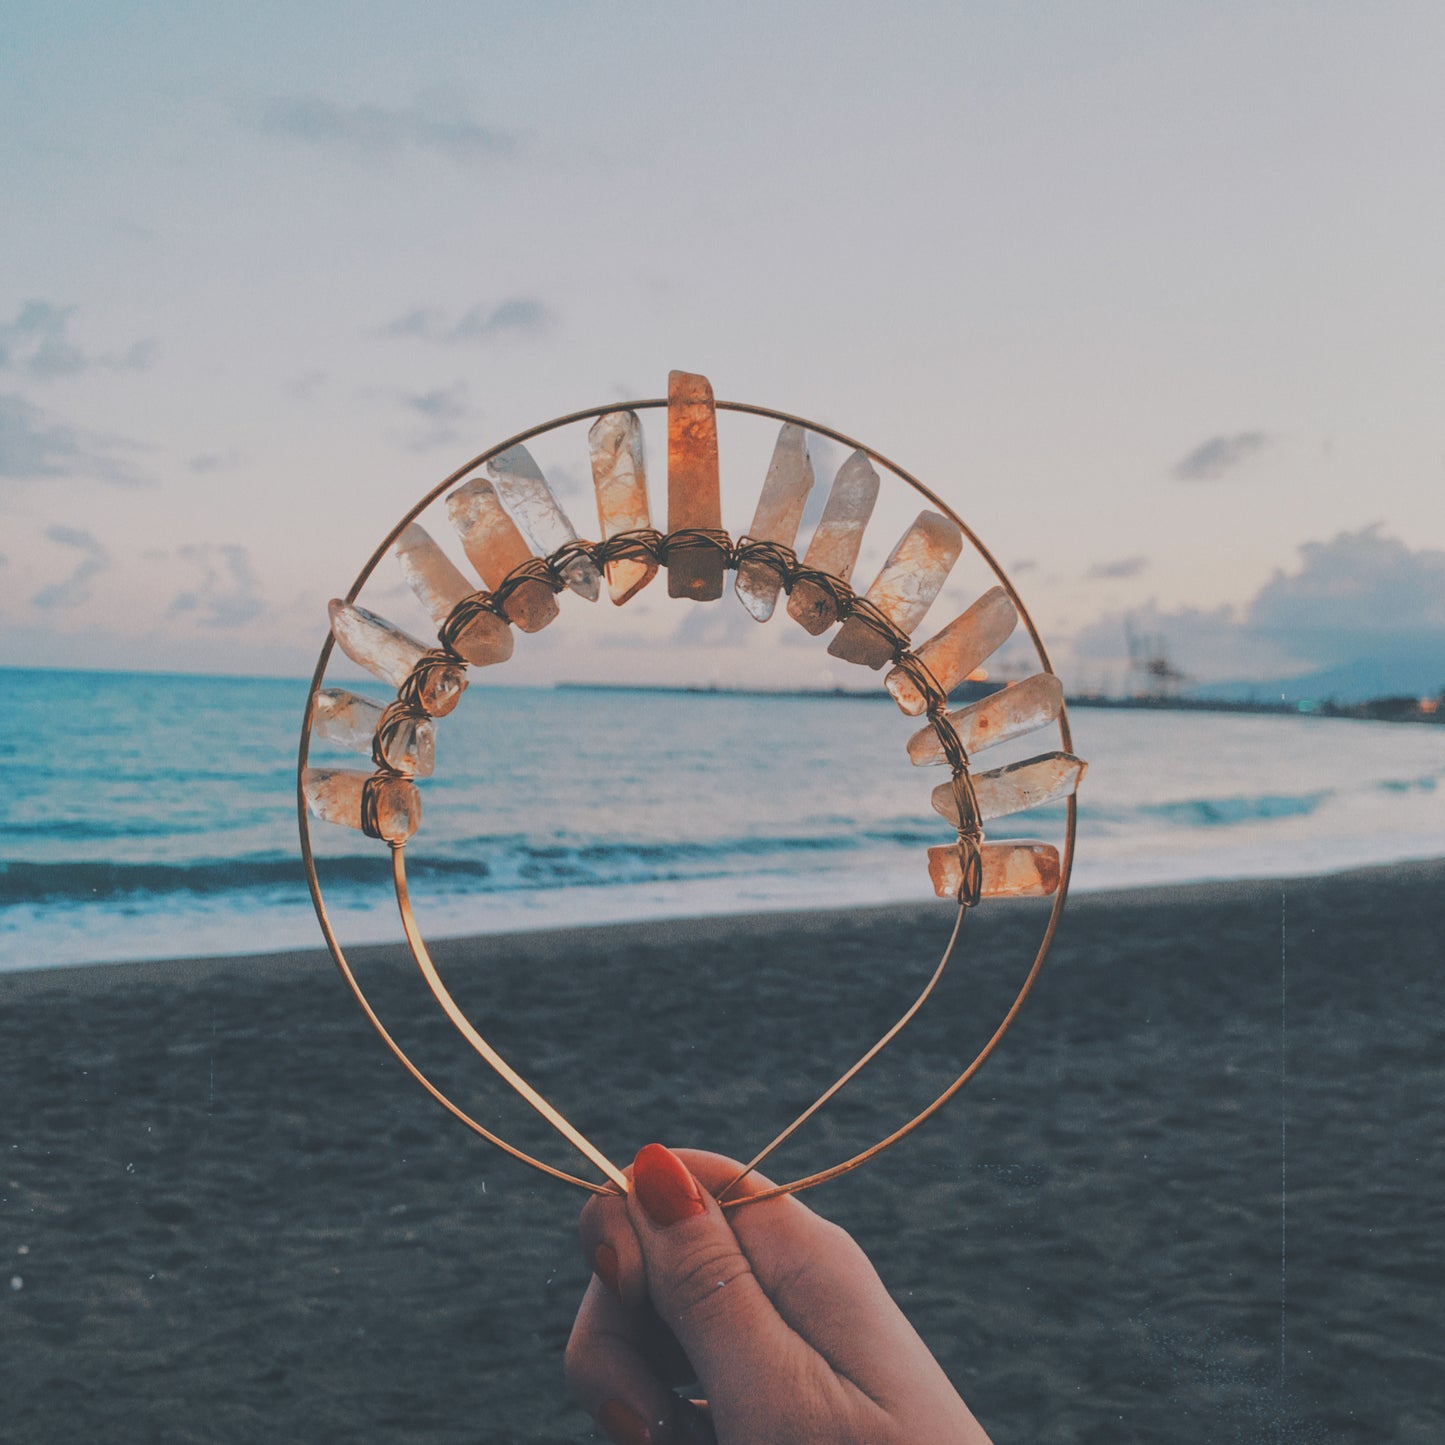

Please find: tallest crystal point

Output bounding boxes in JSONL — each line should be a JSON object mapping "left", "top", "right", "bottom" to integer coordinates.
{"left": 667, "top": 370, "right": 724, "bottom": 601}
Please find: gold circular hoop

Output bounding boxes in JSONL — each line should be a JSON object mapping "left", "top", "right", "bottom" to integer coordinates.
{"left": 297, "top": 395, "right": 1077, "bottom": 1207}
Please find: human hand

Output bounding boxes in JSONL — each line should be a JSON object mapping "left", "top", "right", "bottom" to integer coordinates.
{"left": 565, "top": 1145, "right": 992, "bottom": 1445}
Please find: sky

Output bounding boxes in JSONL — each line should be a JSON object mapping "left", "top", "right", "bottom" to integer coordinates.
{"left": 2, "top": 1, "right": 1443, "bottom": 697}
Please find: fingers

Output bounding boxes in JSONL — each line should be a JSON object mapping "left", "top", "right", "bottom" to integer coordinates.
{"left": 565, "top": 1278, "right": 716, "bottom": 1445}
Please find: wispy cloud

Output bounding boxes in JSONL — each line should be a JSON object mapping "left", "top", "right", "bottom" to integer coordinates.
{"left": 378, "top": 298, "right": 552, "bottom": 345}
{"left": 0, "top": 300, "right": 155, "bottom": 379}
{"left": 402, "top": 382, "right": 470, "bottom": 422}
{"left": 168, "top": 544, "right": 265, "bottom": 628}
{"left": 0, "top": 392, "right": 147, "bottom": 485}
{"left": 251, "top": 95, "right": 516, "bottom": 166}
{"left": 1172, "top": 431, "right": 1271, "bottom": 482}
{"left": 188, "top": 449, "right": 248, "bottom": 474}
{"left": 32, "top": 525, "right": 110, "bottom": 609}
{"left": 1087, "top": 555, "right": 1149, "bottom": 580}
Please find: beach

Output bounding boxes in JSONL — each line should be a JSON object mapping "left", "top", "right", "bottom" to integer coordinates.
{"left": 3, "top": 860, "right": 1442, "bottom": 1442}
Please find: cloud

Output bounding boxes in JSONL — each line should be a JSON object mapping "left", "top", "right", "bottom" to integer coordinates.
{"left": 402, "top": 382, "right": 470, "bottom": 422}
{"left": 378, "top": 298, "right": 551, "bottom": 345}
{"left": 31, "top": 525, "right": 110, "bottom": 609}
{"left": 252, "top": 95, "right": 516, "bottom": 166}
{"left": 0, "top": 392, "right": 146, "bottom": 485}
{"left": 189, "top": 449, "right": 248, "bottom": 474}
{"left": 1071, "top": 525, "right": 1445, "bottom": 687}
{"left": 168, "top": 544, "right": 265, "bottom": 628}
{"left": 0, "top": 300, "right": 154, "bottom": 379}
{"left": 1087, "top": 555, "right": 1149, "bottom": 580}
{"left": 1172, "top": 431, "right": 1270, "bottom": 482}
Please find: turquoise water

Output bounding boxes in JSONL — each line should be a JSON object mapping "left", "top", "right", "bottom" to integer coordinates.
{"left": 1, "top": 667, "right": 1441, "bottom": 968}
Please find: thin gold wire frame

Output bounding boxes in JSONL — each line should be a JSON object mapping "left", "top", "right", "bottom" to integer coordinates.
{"left": 296, "top": 396, "right": 1078, "bottom": 1209}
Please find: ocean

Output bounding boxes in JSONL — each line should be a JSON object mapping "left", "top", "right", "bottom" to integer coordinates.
{"left": 2, "top": 667, "right": 1441, "bottom": 970}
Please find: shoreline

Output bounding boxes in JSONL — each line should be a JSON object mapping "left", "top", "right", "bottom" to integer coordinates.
{"left": 6, "top": 852, "right": 1444, "bottom": 983}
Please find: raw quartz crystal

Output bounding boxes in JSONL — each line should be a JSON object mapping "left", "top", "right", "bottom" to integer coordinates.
{"left": 302, "top": 766, "right": 421, "bottom": 845}
{"left": 589, "top": 410, "right": 656, "bottom": 604}
{"left": 487, "top": 445, "right": 602, "bottom": 601}
{"left": 927, "top": 840, "right": 1061, "bottom": 900}
{"left": 786, "top": 451, "right": 881, "bottom": 633}
{"left": 930, "top": 752, "right": 1086, "bottom": 827}
{"left": 907, "top": 673, "right": 1065, "bottom": 766}
{"left": 666, "top": 370, "right": 724, "bottom": 600}
{"left": 446, "top": 477, "right": 560, "bottom": 632}
{"left": 885, "top": 587, "right": 1018, "bottom": 715}
{"left": 328, "top": 600, "right": 467, "bottom": 717}
{"left": 312, "top": 687, "right": 435, "bottom": 777}
{"left": 828, "top": 511, "right": 964, "bottom": 669}
{"left": 735, "top": 423, "right": 814, "bottom": 622}
{"left": 393, "top": 523, "right": 513, "bottom": 667}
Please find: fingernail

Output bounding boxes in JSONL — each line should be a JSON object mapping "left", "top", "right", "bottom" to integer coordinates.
{"left": 592, "top": 1242, "right": 620, "bottom": 1298}
{"left": 598, "top": 1398, "right": 653, "bottom": 1445}
{"left": 632, "top": 1142, "right": 705, "bottom": 1227}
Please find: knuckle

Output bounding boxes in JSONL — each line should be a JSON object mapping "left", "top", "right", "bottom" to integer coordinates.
{"left": 660, "top": 1235, "right": 756, "bottom": 1330}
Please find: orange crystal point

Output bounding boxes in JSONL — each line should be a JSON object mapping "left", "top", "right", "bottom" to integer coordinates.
{"left": 786, "top": 450, "right": 880, "bottom": 634}
{"left": 907, "top": 673, "right": 1065, "bottom": 765}
{"left": 885, "top": 587, "right": 1018, "bottom": 715}
{"left": 930, "top": 752, "right": 1086, "bottom": 826}
{"left": 666, "top": 370, "right": 724, "bottom": 600}
{"left": 589, "top": 410, "right": 657, "bottom": 605}
{"left": 446, "top": 477, "right": 560, "bottom": 633}
{"left": 735, "top": 423, "right": 814, "bottom": 622}
{"left": 394, "top": 523, "right": 512, "bottom": 668}
{"left": 828, "top": 510, "right": 964, "bottom": 669}
{"left": 926, "top": 841, "right": 1061, "bottom": 900}
{"left": 302, "top": 766, "right": 421, "bottom": 845}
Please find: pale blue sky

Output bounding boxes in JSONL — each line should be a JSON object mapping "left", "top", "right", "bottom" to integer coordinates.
{"left": 2, "top": 2, "right": 1442, "bottom": 692}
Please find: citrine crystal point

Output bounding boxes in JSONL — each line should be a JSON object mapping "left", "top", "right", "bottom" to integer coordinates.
{"left": 927, "top": 841, "right": 1061, "bottom": 900}
{"left": 906, "top": 673, "right": 1066, "bottom": 765}
{"left": 667, "top": 369, "right": 724, "bottom": 601}
{"left": 930, "top": 752, "right": 1086, "bottom": 826}
{"left": 302, "top": 766, "right": 421, "bottom": 845}
{"left": 446, "top": 477, "right": 560, "bottom": 633}
{"left": 394, "top": 523, "right": 473, "bottom": 623}
{"left": 736, "top": 422, "right": 814, "bottom": 622}
{"left": 828, "top": 511, "right": 964, "bottom": 669}
{"left": 589, "top": 409, "right": 657, "bottom": 605}
{"left": 885, "top": 586, "right": 1019, "bottom": 715}
{"left": 786, "top": 450, "right": 880, "bottom": 634}
{"left": 487, "top": 445, "right": 601, "bottom": 602}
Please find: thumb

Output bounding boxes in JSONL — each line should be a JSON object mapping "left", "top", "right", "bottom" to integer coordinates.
{"left": 626, "top": 1144, "right": 823, "bottom": 1416}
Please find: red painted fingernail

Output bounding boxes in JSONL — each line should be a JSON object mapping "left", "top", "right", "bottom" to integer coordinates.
{"left": 632, "top": 1143, "right": 705, "bottom": 1227}
{"left": 592, "top": 1242, "right": 620, "bottom": 1298}
{"left": 598, "top": 1398, "right": 653, "bottom": 1445}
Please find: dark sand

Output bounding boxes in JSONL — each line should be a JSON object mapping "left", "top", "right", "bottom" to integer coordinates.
{"left": 3, "top": 861, "right": 1442, "bottom": 1442}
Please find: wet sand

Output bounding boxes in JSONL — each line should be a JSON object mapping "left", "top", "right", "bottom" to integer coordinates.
{"left": 3, "top": 861, "right": 1443, "bottom": 1442}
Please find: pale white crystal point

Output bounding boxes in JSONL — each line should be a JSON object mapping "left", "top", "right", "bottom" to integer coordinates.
{"left": 786, "top": 450, "right": 881, "bottom": 633}
{"left": 667, "top": 370, "right": 725, "bottom": 600}
{"left": 327, "top": 600, "right": 466, "bottom": 717}
{"left": 302, "top": 766, "right": 421, "bottom": 845}
{"left": 906, "top": 673, "right": 1065, "bottom": 765}
{"left": 927, "top": 841, "right": 1060, "bottom": 900}
{"left": 446, "top": 477, "right": 560, "bottom": 632}
{"left": 394, "top": 523, "right": 513, "bottom": 668}
{"left": 930, "top": 752, "right": 1086, "bottom": 826}
{"left": 589, "top": 410, "right": 657, "bottom": 604}
{"left": 312, "top": 688, "right": 435, "bottom": 777}
{"left": 487, "top": 445, "right": 601, "bottom": 601}
{"left": 735, "top": 423, "right": 814, "bottom": 622}
{"left": 885, "top": 587, "right": 1019, "bottom": 715}
{"left": 828, "top": 511, "right": 964, "bottom": 668}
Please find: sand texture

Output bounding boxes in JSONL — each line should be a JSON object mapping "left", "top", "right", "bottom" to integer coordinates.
{"left": 2, "top": 861, "right": 1443, "bottom": 1442}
